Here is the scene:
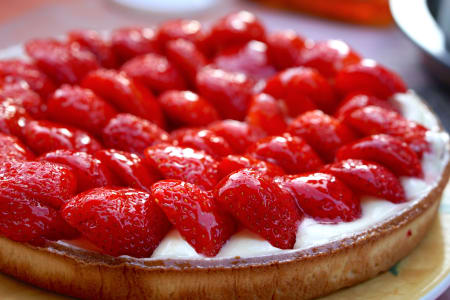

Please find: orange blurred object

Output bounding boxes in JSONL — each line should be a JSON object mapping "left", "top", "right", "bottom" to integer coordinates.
{"left": 252, "top": 0, "right": 393, "bottom": 26}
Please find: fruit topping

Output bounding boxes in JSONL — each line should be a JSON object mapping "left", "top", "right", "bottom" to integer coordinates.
{"left": 218, "top": 154, "right": 284, "bottom": 178}
{"left": 246, "top": 93, "right": 287, "bottom": 136}
{"left": 334, "top": 93, "right": 397, "bottom": 120}
{"left": 111, "top": 27, "right": 159, "bottom": 62}
{"left": 266, "top": 30, "right": 304, "bottom": 70}
{"left": 0, "top": 133, "right": 34, "bottom": 161}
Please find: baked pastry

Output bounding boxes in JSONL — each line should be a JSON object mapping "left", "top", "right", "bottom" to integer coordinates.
{"left": 0, "top": 10, "right": 448, "bottom": 300}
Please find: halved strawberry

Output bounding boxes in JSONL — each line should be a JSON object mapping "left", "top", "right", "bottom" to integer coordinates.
{"left": 0, "top": 98, "right": 31, "bottom": 138}
{"left": 336, "top": 134, "right": 423, "bottom": 177}
{"left": 0, "top": 78, "right": 45, "bottom": 119}
{"left": 247, "top": 133, "right": 323, "bottom": 174}
{"left": 156, "top": 19, "right": 204, "bottom": 51}
{"left": 276, "top": 172, "right": 360, "bottom": 223}
{"left": 323, "top": 159, "right": 406, "bottom": 203}
{"left": 0, "top": 133, "right": 34, "bottom": 161}
{"left": 215, "top": 169, "right": 302, "bottom": 249}
{"left": 144, "top": 145, "right": 219, "bottom": 190}
{"left": 62, "top": 187, "right": 171, "bottom": 257}
{"left": 246, "top": 93, "right": 287, "bottom": 136}
{"left": 152, "top": 180, "right": 236, "bottom": 257}
{"left": 266, "top": 30, "right": 304, "bottom": 70}
{"left": 334, "top": 93, "right": 397, "bottom": 120}
{"left": 111, "top": 27, "right": 160, "bottom": 63}
{"left": 218, "top": 154, "right": 284, "bottom": 179}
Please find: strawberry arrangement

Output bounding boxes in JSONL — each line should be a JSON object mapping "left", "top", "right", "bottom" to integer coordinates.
{"left": 0, "top": 11, "right": 429, "bottom": 258}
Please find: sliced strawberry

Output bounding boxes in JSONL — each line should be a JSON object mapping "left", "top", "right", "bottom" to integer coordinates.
{"left": 102, "top": 113, "right": 169, "bottom": 154}
{"left": 0, "top": 99, "right": 31, "bottom": 138}
{"left": 62, "top": 187, "right": 171, "bottom": 257}
{"left": 208, "top": 119, "right": 265, "bottom": 153}
{"left": 336, "top": 134, "right": 423, "bottom": 177}
{"left": 343, "top": 106, "right": 429, "bottom": 157}
{"left": 111, "top": 27, "right": 160, "bottom": 63}
{"left": 81, "top": 69, "right": 165, "bottom": 128}
{"left": 263, "top": 67, "right": 336, "bottom": 115}
{"left": 144, "top": 145, "right": 219, "bottom": 190}
{"left": 266, "top": 30, "right": 304, "bottom": 70}
{"left": 95, "top": 149, "right": 158, "bottom": 192}
{"left": 218, "top": 154, "right": 284, "bottom": 178}
{"left": 170, "top": 128, "right": 233, "bottom": 159}
{"left": 47, "top": 85, "right": 117, "bottom": 135}
{"left": 334, "top": 93, "right": 397, "bottom": 120}
{"left": 0, "top": 78, "right": 45, "bottom": 118}
{"left": 158, "top": 90, "right": 219, "bottom": 127}
{"left": 0, "top": 133, "right": 34, "bottom": 161}
{"left": 287, "top": 110, "right": 357, "bottom": 162}
{"left": 156, "top": 19, "right": 204, "bottom": 51}
{"left": 0, "top": 160, "right": 77, "bottom": 208}
{"left": 246, "top": 93, "right": 287, "bottom": 136}
{"left": 216, "top": 169, "right": 301, "bottom": 249}
{"left": 25, "top": 38, "right": 99, "bottom": 84}
{"left": 335, "top": 59, "right": 407, "bottom": 98}
{"left": 247, "top": 133, "right": 323, "bottom": 174}
{"left": 152, "top": 180, "right": 236, "bottom": 257}
{"left": 68, "top": 30, "right": 117, "bottom": 68}
{"left": 323, "top": 159, "right": 406, "bottom": 203}
{"left": 276, "top": 172, "right": 361, "bottom": 222}
{"left": 121, "top": 53, "right": 187, "bottom": 94}
{"left": 196, "top": 66, "right": 254, "bottom": 120}
{"left": 40, "top": 150, "right": 117, "bottom": 193}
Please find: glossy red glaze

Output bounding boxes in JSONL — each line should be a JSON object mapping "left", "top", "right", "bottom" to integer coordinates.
{"left": 266, "top": 30, "right": 305, "bottom": 70}
{"left": 68, "top": 30, "right": 117, "bottom": 68}
{"left": 0, "top": 133, "right": 34, "bottom": 161}
{"left": 156, "top": 19, "right": 204, "bottom": 51}
{"left": 218, "top": 154, "right": 284, "bottom": 179}
{"left": 246, "top": 93, "right": 287, "bottom": 136}
{"left": 334, "top": 93, "right": 397, "bottom": 120}
{"left": 111, "top": 27, "right": 159, "bottom": 62}
{"left": 0, "top": 99, "right": 31, "bottom": 138}
{"left": 0, "top": 78, "right": 45, "bottom": 118}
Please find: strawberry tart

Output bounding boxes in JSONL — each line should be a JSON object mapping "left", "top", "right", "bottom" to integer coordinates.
{"left": 0, "top": 10, "right": 448, "bottom": 300}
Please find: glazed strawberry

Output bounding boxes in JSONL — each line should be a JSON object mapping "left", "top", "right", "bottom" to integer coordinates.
{"left": 323, "top": 159, "right": 406, "bottom": 203}
{"left": 343, "top": 106, "right": 429, "bottom": 157}
{"left": 0, "top": 59, "right": 56, "bottom": 98}
{"left": 247, "top": 133, "right": 323, "bottom": 174}
{"left": 301, "top": 40, "right": 361, "bottom": 78}
{"left": 336, "top": 134, "right": 423, "bottom": 177}
{"left": 208, "top": 120, "right": 265, "bottom": 153}
{"left": 144, "top": 145, "right": 219, "bottom": 190}
{"left": 95, "top": 149, "right": 158, "bottom": 192}
{"left": 196, "top": 66, "right": 254, "bottom": 120}
{"left": 213, "top": 40, "right": 276, "bottom": 80}
{"left": 218, "top": 154, "right": 284, "bottom": 178}
{"left": 156, "top": 19, "right": 204, "bottom": 51}
{"left": 102, "top": 113, "right": 169, "bottom": 154}
{"left": 121, "top": 53, "right": 187, "bottom": 94}
{"left": 335, "top": 59, "right": 407, "bottom": 98}
{"left": 111, "top": 27, "right": 160, "bottom": 62}
{"left": 158, "top": 90, "right": 219, "bottom": 127}
{"left": 334, "top": 93, "right": 397, "bottom": 120}
{"left": 41, "top": 150, "right": 117, "bottom": 193}
{"left": 23, "top": 120, "right": 102, "bottom": 155}
{"left": 0, "top": 133, "right": 34, "bottom": 161}
{"left": 170, "top": 128, "right": 233, "bottom": 159}
{"left": 0, "top": 78, "right": 45, "bottom": 118}
{"left": 246, "top": 93, "right": 287, "bottom": 136}
{"left": 0, "top": 160, "right": 77, "bottom": 208}
{"left": 62, "top": 187, "right": 171, "bottom": 257}
{"left": 25, "top": 38, "right": 99, "bottom": 84}
{"left": 266, "top": 30, "right": 304, "bottom": 70}
{"left": 216, "top": 169, "right": 302, "bottom": 249}
{"left": 68, "top": 30, "right": 117, "bottom": 68}
{"left": 0, "top": 99, "right": 31, "bottom": 138}
{"left": 287, "top": 110, "right": 357, "bottom": 162}
{"left": 82, "top": 69, "right": 165, "bottom": 128}
{"left": 276, "top": 172, "right": 361, "bottom": 223}
{"left": 47, "top": 85, "right": 117, "bottom": 135}
{"left": 263, "top": 67, "right": 336, "bottom": 115}
{"left": 152, "top": 180, "right": 236, "bottom": 257}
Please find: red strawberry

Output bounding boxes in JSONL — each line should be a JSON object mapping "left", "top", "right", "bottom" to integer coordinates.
{"left": 246, "top": 93, "right": 287, "bottom": 136}
{"left": 0, "top": 78, "right": 45, "bottom": 118}
{"left": 218, "top": 154, "right": 284, "bottom": 178}
{"left": 95, "top": 149, "right": 158, "bottom": 192}
{"left": 144, "top": 145, "right": 219, "bottom": 190}
{"left": 196, "top": 66, "right": 254, "bottom": 120}
{"left": 152, "top": 180, "right": 236, "bottom": 257}
{"left": 343, "top": 106, "right": 429, "bottom": 157}
{"left": 276, "top": 172, "right": 361, "bottom": 223}
{"left": 0, "top": 160, "right": 77, "bottom": 209}
{"left": 323, "top": 159, "right": 406, "bottom": 203}
{"left": 41, "top": 150, "right": 117, "bottom": 193}
{"left": 158, "top": 90, "right": 219, "bottom": 127}
{"left": 0, "top": 133, "right": 34, "bottom": 161}
{"left": 102, "top": 113, "right": 169, "bottom": 154}
{"left": 111, "top": 27, "right": 160, "bottom": 62}
{"left": 335, "top": 59, "right": 407, "bottom": 98}
{"left": 287, "top": 110, "right": 357, "bottom": 162}
{"left": 208, "top": 120, "right": 265, "bottom": 153}
{"left": 25, "top": 38, "right": 99, "bottom": 84}
{"left": 263, "top": 67, "right": 336, "bottom": 115}
{"left": 336, "top": 134, "right": 423, "bottom": 177}
{"left": 0, "top": 98, "right": 32, "bottom": 138}
{"left": 82, "top": 69, "right": 165, "bottom": 128}
{"left": 62, "top": 187, "right": 171, "bottom": 257}
{"left": 266, "top": 30, "right": 304, "bottom": 70}
{"left": 170, "top": 128, "right": 233, "bottom": 159}
{"left": 215, "top": 169, "right": 302, "bottom": 249}
{"left": 68, "top": 30, "right": 117, "bottom": 68}
{"left": 47, "top": 85, "right": 117, "bottom": 136}
{"left": 23, "top": 120, "right": 102, "bottom": 155}
{"left": 247, "top": 133, "right": 323, "bottom": 174}
{"left": 334, "top": 93, "right": 397, "bottom": 120}
{"left": 156, "top": 19, "right": 204, "bottom": 51}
